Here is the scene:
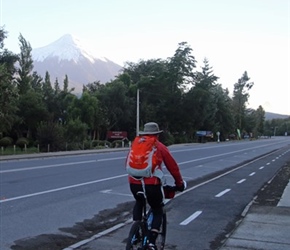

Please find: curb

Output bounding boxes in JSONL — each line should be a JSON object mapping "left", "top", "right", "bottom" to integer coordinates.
{"left": 62, "top": 219, "right": 133, "bottom": 250}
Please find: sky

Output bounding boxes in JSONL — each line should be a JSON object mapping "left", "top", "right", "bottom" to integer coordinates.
{"left": 1, "top": 0, "right": 289, "bottom": 115}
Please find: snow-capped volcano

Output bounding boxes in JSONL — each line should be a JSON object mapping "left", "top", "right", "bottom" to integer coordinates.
{"left": 32, "top": 34, "right": 107, "bottom": 63}
{"left": 32, "top": 34, "right": 122, "bottom": 92}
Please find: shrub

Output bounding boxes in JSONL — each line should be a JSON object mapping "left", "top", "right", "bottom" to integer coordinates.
{"left": 37, "top": 121, "right": 65, "bottom": 152}
{"left": 92, "top": 140, "right": 111, "bottom": 148}
{"left": 159, "top": 132, "right": 174, "bottom": 146}
{"left": 112, "top": 140, "right": 123, "bottom": 148}
{"left": 0, "top": 137, "right": 13, "bottom": 149}
{"left": 16, "top": 137, "right": 29, "bottom": 151}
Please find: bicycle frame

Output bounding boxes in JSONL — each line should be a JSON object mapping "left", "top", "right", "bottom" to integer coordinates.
{"left": 126, "top": 181, "right": 186, "bottom": 249}
{"left": 126, "top": 189, "right": 170, "bottom": 250}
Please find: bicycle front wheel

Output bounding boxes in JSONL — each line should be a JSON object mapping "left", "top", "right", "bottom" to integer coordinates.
{"left": 126, "top": 221, "right": 146, "bottom": 250}
{"left": 155, "top": 212, "right": 167, "bottom": 250}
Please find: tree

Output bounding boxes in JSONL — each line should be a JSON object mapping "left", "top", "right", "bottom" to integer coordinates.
{"left": 212, "top": 84, "right": 235, "bottom": 140}
{"left": 0, "top": 28, "right": 19, "bottom": 135}
{"left": 37, "top": 121, "right": 65, "bottom": 152}
{"left": 232, "top": 71, "right": 254, "bottom": 131}
{"left": 77, "top": 91, "right": 101, "bottom": 140}
{"left": 253, "top": 106, "right": 265, "bottom": 137}
{"left": 182, "top": 59, "right": 219, "bottom": 136}
{"left": 31, "top": 71, "right": 43, "bottom": 92}
{"left": 42, "top": 71, "right": 55, "bottom": 119}
{"left": 16, "top": 34, "right": 34, "bottom": 94}
{"left": 168, "top": 41, "right": 196, "bottom": 89}
{"left": 83, "top": 80, "right": 103, "bottom": 93}
{"left": 97, "top": 80, "right": 133, "bottom": 131}
{"left": 64, "top": 118, "right": 88, "bottom": 149}
{"left": 16, "top": 89, "right": 48, "bottom": 138}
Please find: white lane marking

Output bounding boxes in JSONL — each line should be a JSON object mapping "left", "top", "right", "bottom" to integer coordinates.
{"left": 2, "top": 142, "right": 285, "bottom": 173}
{"left": 180, "top": 211, "right": 202, "bottom": 225}
{"left": 0, "top": 160, "right": 96, "bottom": 173}
{"left": 0, "top": 174, "right": 127, "bottom": 203}
{"left": 2, "top": 147, "right": 285, "bottom": 203}
{"left": 97, "top": 157, "right": 126, "bottom": 162}
{"left": 100, "top": 189, "right": 112, "bottom": 193}
{"left": 100, "top": 189, "right": 132, "bottom": 197}
{"left": 259, "top": 166, "right": 264, "bottom": 170}
{"left": 266, "top": 162, "right": 270, "bottom": 165}
{"left": 97, "top": 142, "right": 285, "bottom": 165}
{"left": 237, "top": 179, "right": 246, "bottom": 184}
{"left": 215, "top": 189, "right": 231, "bottom": 197}
{"left": 249, "top": 172, "right": 256, "bottom": 176}
{"left": 174, "top": 151, "right": 282, "bottom": 200}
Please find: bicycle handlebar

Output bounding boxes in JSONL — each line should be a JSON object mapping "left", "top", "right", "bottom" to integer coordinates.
{"left": 163, "top": 180, "right": 187, "bottom": 199}
{"left": 163, "top": 180, "right": 187, "bottom": 191}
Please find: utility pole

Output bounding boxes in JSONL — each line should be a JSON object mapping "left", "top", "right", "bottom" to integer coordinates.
{"left": 136, "top": 88, "right": 139, "bottom": 136}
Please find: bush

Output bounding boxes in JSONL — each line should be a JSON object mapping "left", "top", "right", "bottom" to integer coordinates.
{"left": 0, "top": 137, "right": 13, "bottom": 149}
{"left": 112, "top": 140, "right": 123, "bottom": 148}
{"left": 83, "top": 140, "right": 93, "bottom": 150}
{"left": 37, "top": 121, "right": 65, "bottom": 152}
{"left": 16, "top": 137, "right": 29, "bottom": 151}
{"left": 159, "top": 132, "right": 175, "bottom": 146}
{"left": 92, "top": 140, "right": 111, "bottom": 148}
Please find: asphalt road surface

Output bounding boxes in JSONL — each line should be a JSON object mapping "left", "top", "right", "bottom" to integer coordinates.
{"left": 1, "top": 137, "right": 290, "bottom": 250}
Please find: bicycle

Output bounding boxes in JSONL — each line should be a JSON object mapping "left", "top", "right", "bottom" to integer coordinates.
{"left": 126, "top": 181, "right": 186, "bottom": 250}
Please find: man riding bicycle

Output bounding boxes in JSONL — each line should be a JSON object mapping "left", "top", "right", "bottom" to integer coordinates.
{"left": 126, "top": 122, "right": 185, "bottom": 250}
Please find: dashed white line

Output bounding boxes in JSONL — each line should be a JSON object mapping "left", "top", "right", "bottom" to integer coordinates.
{"left": 237, "top": 179, "right": 246, "bottom": 184}
{"left": 215, "top": 189, "right": 231, "bottom": 197}
{"left": 249, "top": 172, "right": 256, "bottom": 176}
{"left": 259, "top": 166, "right": 264, "bottom": 170}
{"left": 180, "top": 211, "right": 202, "bottom": 225}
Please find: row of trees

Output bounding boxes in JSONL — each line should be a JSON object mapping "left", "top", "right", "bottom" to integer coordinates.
{"left": 0, "top": 27, "right": 287, "bottom": 152}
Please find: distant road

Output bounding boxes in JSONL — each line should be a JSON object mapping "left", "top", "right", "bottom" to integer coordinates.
{"left": 1, "top": 137, "right": 290, "bottom": 249}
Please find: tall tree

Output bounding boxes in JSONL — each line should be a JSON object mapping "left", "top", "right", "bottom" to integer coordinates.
{"left": 97, "top": 80, "right": 133, "bottom": 131}
{"left": 232, "top": 71, "right": 254, "bottom": 131}
{"left": 72, "top": 91, "right": 101, "bottom": 140}
{"left": 0, "top": 28, "right": 19, "bottom": 134}
{"left": 17, "top": 34, "right": 34, "bottom": 94}
{"left": 252, "top": 106, "right": 265, "bottom": 137}
{"left": 182, "top": 59, "right": 219, "bottom": 134}
{"left": 212, "top": 84, "right": 235, "bottom": 140}
{"left": 168, "top": 41, "right": 196, "bottom": 89}
{"left": 42, "top": 71, "right": 55, "bottom": 118}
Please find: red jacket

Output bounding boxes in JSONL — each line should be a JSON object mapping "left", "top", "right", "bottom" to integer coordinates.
{"left": 127, "top": 137, "right": 183, "bottom": 186}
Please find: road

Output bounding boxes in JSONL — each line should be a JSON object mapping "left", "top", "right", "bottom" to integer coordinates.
{"left": 1, "top": 137, "right": 290, "bottom": 250}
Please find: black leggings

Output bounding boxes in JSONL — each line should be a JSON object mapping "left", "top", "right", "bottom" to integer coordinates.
{"left": 130, "top": 183, "right": 164, "bottom": 230}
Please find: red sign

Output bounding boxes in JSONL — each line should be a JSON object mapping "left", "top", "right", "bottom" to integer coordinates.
{"left": 107, "top": 131, "right": 127, "bottom": 139}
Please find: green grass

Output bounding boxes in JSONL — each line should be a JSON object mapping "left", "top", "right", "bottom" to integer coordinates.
{"left": 0, "top": 146, "right": 39, "bottom": 155}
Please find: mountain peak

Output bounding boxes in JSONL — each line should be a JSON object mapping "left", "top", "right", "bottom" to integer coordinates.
{"left": 32, "top": 34, "right": 107, "bottom": 63}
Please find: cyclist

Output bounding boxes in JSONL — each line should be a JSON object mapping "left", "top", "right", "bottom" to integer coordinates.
{"left": 127, "top": 122, "right": 185, "bottom": 250}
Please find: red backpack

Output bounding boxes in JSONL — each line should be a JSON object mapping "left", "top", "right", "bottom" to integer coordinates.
{"left": 126, "top": 135, "right": 158, "bottom": 178}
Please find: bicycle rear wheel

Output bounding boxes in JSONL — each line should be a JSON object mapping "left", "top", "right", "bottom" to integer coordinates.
{"left": 155, "top": 212, "right": 167, "bottom": 250}
{"left": 126, "top": 221, "right": 146, "bottom": 250}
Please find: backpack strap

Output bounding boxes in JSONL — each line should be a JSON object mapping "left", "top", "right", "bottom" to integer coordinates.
{"left": 152, "top": 168, "right": 165, "bottom": 185}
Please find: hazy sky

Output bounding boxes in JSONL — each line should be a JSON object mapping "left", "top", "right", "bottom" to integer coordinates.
{"left": 1, "top": 0, "right": 289, "bottom": 115}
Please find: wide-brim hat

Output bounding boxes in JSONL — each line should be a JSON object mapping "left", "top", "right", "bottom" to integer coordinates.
{"left": 139, "top": 122, "right": 163, "bottom": 135}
